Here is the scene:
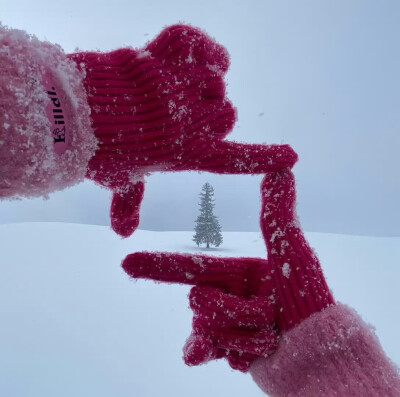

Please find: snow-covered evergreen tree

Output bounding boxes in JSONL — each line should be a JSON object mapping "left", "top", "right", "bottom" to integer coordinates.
{"left": 193, "top": 183, "right": 223, "bottom": 248}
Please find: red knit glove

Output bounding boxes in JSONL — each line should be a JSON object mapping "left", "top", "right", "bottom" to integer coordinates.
{"left": 260, "top": 169, "right": 334, "bottom": 330}
{"left": 68, "top": 25, "right": 298, "bottom": 237}
{"left": 123, "top": 253, "right": 280, "bottom": 372}
{"left": 251, "top": 171, "right": 399, "bottom": 396}
{"left": 122, "top": 169, "right": 335, "bottom": 372}
{"left": 123, "top": 171, "right": 400, "bottom": 396}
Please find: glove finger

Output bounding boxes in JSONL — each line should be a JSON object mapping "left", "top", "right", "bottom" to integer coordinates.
{"left": 188, "top": 140, "right": 298, "bottom": 174}
{"left": 260, "top": 170, "right": 334, "bottom": 330}
{"left": 146, "top": 24, "right": 230, "bottom": 74}
{"left": 189, "top": 286, "right": 277, "bottom": 329}
{"left": 193, "top": 317, "right": 279, "bottom": 358}
{"left": 227, "top": 351, "right": 258, "bottom": 372}
{"left": 111, "top": 180, "right": 144, "bottom": 238}
{"left": 183, "top": 333, "right": 218, "bottom": 366}
{"left": 122, "top": 253, "right": 270, "bottom": 296}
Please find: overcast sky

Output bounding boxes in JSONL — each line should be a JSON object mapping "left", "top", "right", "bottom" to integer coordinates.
{"left": 0, "top": 0, "right": 399, "bottom": 236}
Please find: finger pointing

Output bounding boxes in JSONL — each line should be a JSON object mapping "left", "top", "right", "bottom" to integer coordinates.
{"left": 122, "top": 252, "right": 270, "bottom": 296}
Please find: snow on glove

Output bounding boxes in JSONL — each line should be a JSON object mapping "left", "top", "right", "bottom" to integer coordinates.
{"left": 0, "top": 23, "right": 297, "bottom": 237}
{"left": 123, "top": 170, "right": 400, "bottom": 396}
{"left": 259, "top": 169, "right": 335, "bottom": 330}
{"left": 69, "top": 24, "right": 298, "bottom": 237}
{"left": 122, "top": 253, "right": 280, "bottom": 372}
{"left": 121, "top": 169, "right": 335, "bottom": 372}
{"left": 253, "top": 170, "right": 400, "bottom": 396}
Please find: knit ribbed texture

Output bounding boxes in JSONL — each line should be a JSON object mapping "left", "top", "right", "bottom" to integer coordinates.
{"left": 250, "top": 303, "right": 400, "bottom": 397}
{"left": 186, "top": 286, "right": 279, "bottom": 371}
{"left": 123, "top": 253, "right": 272, "bottom": 297}
{"left": 122, "top": 169, "right": 400, "bottom": 394}
{"left": 122, "top": 252, "right": 279, "bottom": 371}
{"left": 260, "top": 170, "right": 335, "bottom": 330}
{"left": 0, "top": 23, "right": 296, "bottom": 236}
{"left": 123, "top": 170, "right": 336, "bottom": 373}
{"left": 118, "top": 27, "right": 397, "bottom": 395}
{"left": 69, "top": 24, "right": 297, "bottom": 184}
{"left": 68, "top": 24, "right": 297, "bottom": 236}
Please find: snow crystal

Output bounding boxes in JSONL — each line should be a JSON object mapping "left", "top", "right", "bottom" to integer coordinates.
{"left": 168, "top": 100, "right": 176, "bottom": 114}
{"left": 282, "top": 263, "right": 291, "bottom": 279}
{"left": 185, "top": 272, "right": 195, "bottom": 280}
{"left": 172, "top": 105, "right": 188, "bottom": 122}
{"left": 206, "top": 63, "right": 222, "bottom": 76}
{"left": 234, "top": 159, "right": 247, "bottom": 171}
{"left": 186, "top": 54, "right": 193, "bottom": 64}
{"left": 270, "top": 228, "right": 285, "bottom": 243}
{"left": 137, "top": 50, "right": 152, "bottom": 59}
{"left": 128, "top": 172, "right": 144, "bottom": 185}
{"left": 192, "top": 256, "right": 205, "bottom": 269}
{"left": 280, "top": 240, "right": 289, "bottom": 255}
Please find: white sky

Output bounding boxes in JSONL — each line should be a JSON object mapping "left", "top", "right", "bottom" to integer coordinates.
{"left": 0, "top": 0, "right": 399, "bottom": 236}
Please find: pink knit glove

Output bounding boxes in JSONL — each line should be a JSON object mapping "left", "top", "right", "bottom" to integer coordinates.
{"left": 68, "top": 25, "right": 298, "bottom": 237}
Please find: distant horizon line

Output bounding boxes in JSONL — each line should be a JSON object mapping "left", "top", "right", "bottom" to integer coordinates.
{"left": 1, "top": 221, "right": 399, "bottom": 239}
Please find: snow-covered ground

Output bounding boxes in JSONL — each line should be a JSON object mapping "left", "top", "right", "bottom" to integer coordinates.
{"left": 0, "top": 223, "right": 399, "bottom": 397}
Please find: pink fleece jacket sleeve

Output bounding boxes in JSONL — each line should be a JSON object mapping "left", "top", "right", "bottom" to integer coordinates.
{"left": 249, "top": 303, "right": 400, "bottom": 397}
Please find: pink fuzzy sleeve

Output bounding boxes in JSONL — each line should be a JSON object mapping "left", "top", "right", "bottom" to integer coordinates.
{"left": 249, "top": 304, "right": 400, "bottom": 396}
{"left": 0, "top": 24, "right": 97, "bottom": 199}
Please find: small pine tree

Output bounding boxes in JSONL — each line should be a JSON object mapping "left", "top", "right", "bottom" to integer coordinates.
{"left": 193, "top": 183, "right": 223, "bottom": 248}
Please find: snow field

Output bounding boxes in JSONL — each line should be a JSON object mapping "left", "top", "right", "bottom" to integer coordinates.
{"left": 0, "top": 223, "right": 398, "bottom": 397}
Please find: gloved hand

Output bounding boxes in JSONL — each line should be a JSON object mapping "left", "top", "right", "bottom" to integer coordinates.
{"left": 122, "top": 170, "right": 400, "bottom": 396}
{"left": 69, "top": 25, "right": 298, "bottom": 237}
{"left": 0, "top": 23, "right": 297, "bottom": 238}
{"left": 122, "top": 170, "right": 334, "bottom": 370}
{"left": 123, "top": 252, "right": 280, "bottom": 372}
